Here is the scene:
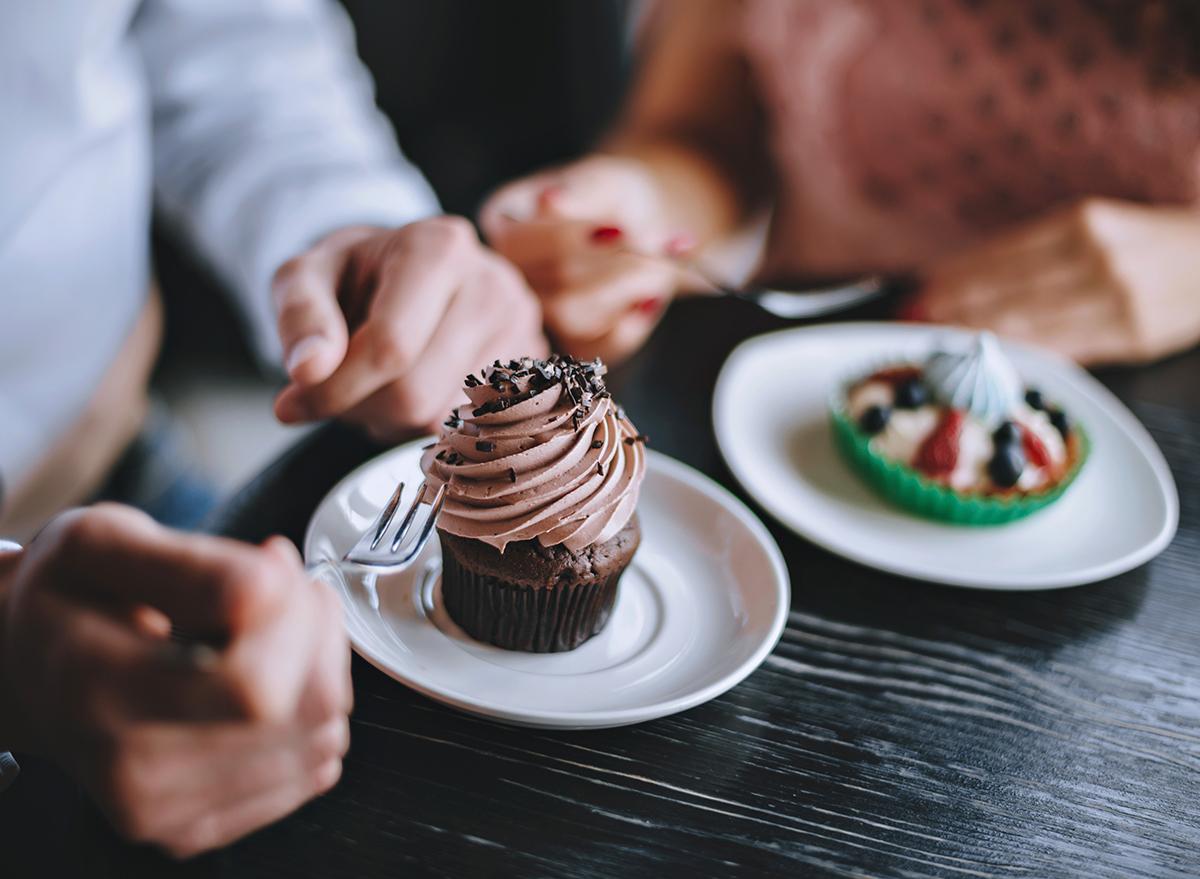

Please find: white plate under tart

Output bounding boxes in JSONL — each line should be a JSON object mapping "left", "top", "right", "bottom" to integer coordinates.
{"left": 713, "top": 322, "right": 1178, "bottom": 590}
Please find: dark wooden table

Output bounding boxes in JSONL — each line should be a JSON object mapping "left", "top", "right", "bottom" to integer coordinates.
{"left": 4, "top": 297, "right": 1199, "bottom": 878}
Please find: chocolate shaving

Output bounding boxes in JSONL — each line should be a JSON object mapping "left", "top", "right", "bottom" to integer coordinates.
{"left": 421, "top": 441, "right": 436, "bottom": 450}
{"left": 472, "top": 389, "right": 537, "bottom": 417}
{"left": 590, "top": 440, "right": 603, "bottom": 449}
{"left": 435, "top": 449, "right": 447, "bottom": 461}
{"left": 462, "top": 354, "right": 613, "bottom": 422}
{"left": 624, "top": 434, "right": 649, "bottom": 446}
{"left": 475, "top": 441, "right": 496, "bottom": 452}
{"left": 596, "top": 462, "right": 604, "bottom": 476}
{"left": 508, "top": 467, "right": 517, "bottom": 483}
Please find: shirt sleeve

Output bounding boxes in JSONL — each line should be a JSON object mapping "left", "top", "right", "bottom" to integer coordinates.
{"left": 131, "top": 0, "right": 440, "bottom": 367}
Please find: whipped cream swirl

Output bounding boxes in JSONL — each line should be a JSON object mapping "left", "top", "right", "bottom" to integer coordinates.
{"left": 924, "top": 332, "right": 1021, "bottom": 425}
{"left": 421, "top": 357, "right": 646, "bottom": 553}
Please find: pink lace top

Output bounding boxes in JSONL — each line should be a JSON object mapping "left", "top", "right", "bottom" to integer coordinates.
{"left": 737, "top": 0, "right": 1200, "bottom": 280}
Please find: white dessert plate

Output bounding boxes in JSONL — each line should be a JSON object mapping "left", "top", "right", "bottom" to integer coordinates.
{"left": 305, "top": 442, "right": 790, "bottom": 729}
{"left": 713, "top": 322, "right": 1179, "bottom": 590}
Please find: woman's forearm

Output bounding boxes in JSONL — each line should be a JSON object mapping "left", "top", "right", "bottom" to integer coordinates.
{"left": 601, "top": 0, "right": 771, "bottom": 250}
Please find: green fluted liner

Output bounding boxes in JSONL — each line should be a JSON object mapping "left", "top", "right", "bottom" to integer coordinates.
{"left": 830, "top": 408, "right": 1089, "bottom": 525}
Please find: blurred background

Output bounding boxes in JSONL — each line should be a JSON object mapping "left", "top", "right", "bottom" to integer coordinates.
{"left": 153, "top": 0, "right": 634, "bottom": 494}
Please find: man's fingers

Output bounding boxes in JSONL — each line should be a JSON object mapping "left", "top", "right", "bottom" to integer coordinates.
{"left": 296, "top": 576, "right": 353, "bottom": 724}
{"left": 163, "top": 758, "right": 343, "bottom": 859}
{"left": 143, "top": 713, "right": 349, "bottom": 839}
{"left": 217, "top": 563, "right": 324, "bottom": 724}
{"left": 203, "top": 716, "right": 349, "bottom": 818}
{"left": 273, "top": 249, "right": 352, "bottom": 387}
{"left": 339, "top": 264, "right": 542, "bottom": 438}
{"left": 288, "top": 219, "right": 475, "bottom": 420}
{"left": 37, "top": 507, "right": 324, "bottom": 722}
{"left": 42, "top": 507, "right": 289, "bottom": 636}
{"left": 63, "top": 608, "right": 256, "bottom": 723}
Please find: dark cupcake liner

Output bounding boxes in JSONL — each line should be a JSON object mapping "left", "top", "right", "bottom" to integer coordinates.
{"left": 439, "top": 536, "right": 624, "bottom": 652}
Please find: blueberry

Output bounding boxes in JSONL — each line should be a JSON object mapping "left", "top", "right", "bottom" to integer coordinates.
{"left": 988, "top": 443, "right": 1026, "bottom": 489}
{"left": 1024, "top": 388, "right": 1045, "bottom": 410}
{"left": 992, "top": 420, "right": 1021, "bottom": 447}
{"left": 859, "top": 405, "right": 891, "bottom": 435}
{"left": 895, "top": 379, "right": 929, "bottom": 409}
{"left": 1049, "top": 408, "right": 1071, "bottom": 439}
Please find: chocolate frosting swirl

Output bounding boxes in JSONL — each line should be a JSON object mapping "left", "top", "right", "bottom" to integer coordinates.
{"left": 420, "top": 357, "right": 646, "bottom": 553}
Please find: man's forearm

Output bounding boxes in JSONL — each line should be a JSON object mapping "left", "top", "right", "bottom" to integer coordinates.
{"left": 133, "top": 0, "right": 440, "bottom": 368}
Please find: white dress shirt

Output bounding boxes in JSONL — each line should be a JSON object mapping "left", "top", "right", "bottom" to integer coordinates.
{"left": 0, "top": 0, "right": 439, "bottom": 501}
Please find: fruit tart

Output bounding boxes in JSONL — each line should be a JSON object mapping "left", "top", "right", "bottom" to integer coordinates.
{"left": 830, "top": 332, "right": 1088, "bottom": 524}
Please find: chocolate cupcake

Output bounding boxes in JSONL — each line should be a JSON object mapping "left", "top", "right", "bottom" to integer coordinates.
{"left": 421, "top": 356, "right": 646, "bottom": 652}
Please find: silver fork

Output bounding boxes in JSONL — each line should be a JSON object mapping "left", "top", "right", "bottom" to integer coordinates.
{"left": 495, "top": 211, "right": 890, "bottom": 319}
{"left": 616, "top": 245, "right": 889, "bottom": 320}
{"left": 307, "top": 480, "right": 447, "bottom": 608}
{"left": 343, "top": 480, "right": 447, "bottom": 572}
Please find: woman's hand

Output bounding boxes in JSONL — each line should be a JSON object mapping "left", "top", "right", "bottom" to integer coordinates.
{"left": 0, "top": 505, "right": 352, "bottom": 858}
{"left": 272, "top": 217, "right": 548, "bottom": 441}
{"left": 480, "top": 155, "right": 694, "bottom": 365}
{"left": 906, "top": 199, "right": 1200, "bottom": 365}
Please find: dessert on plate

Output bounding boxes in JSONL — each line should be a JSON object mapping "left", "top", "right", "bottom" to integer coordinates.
{"left": 830, "top": 332, "right": 1088, "bottom": 524}
{"left": 421, "top": 356, "right": 646, "bottom": 652}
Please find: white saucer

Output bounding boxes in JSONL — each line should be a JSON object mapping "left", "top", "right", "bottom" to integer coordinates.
{"left": 713, "top": 322, "right": 1179, "bottom": 590}
{"left": 305, "top": 442, "right": 789, "bottom": 729}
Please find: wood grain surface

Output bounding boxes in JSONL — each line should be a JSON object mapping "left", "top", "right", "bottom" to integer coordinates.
{"left": 3, "top": 297, "right": 1197, "bottom": 878}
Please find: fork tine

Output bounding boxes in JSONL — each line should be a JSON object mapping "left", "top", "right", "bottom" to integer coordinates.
{"left": 389, "top": 482, "right": 430, "bottom": 553}
{"left": 396, "top": 482, "right": 447, "bottom": 564}
{"left": 366, "top": 479, "right": 405, "bottom": 553}
{"left": 338, "top": 478, "right": 446, "bottom": 573}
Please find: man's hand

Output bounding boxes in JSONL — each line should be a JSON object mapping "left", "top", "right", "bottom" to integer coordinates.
{"left": 905, "top": 199, "right": 1200, "bottom": 366}
{"left": 0, "top": 505, "right": 351, "bottom": 858}
{"left": 272, "top": 217, "right": 548, "bottom": 441}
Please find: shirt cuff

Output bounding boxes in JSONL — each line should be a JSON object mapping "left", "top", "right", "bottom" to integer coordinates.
{"left": 0, "top": 752, "right": 18, "bottom": 793}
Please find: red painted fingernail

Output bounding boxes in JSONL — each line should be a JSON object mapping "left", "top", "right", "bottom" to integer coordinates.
{"left": 591, "top": 226, "right": 623, "bottom": 244}
{"left": 633, "top": 297, "right": 663, "bottom": 315}
{"left": 664, "top": 232, "right": 696, "bottom": 257}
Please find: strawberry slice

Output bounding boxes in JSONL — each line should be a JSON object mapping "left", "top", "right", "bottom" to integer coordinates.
{"left": 915, "top": 409, "right": 964, "bottom": 477}
{"left": 868, "top": 366, "right": 923, "bottom": 387}
{"left": 1021, "top": 425, "right": 1052, "bottom": 468}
